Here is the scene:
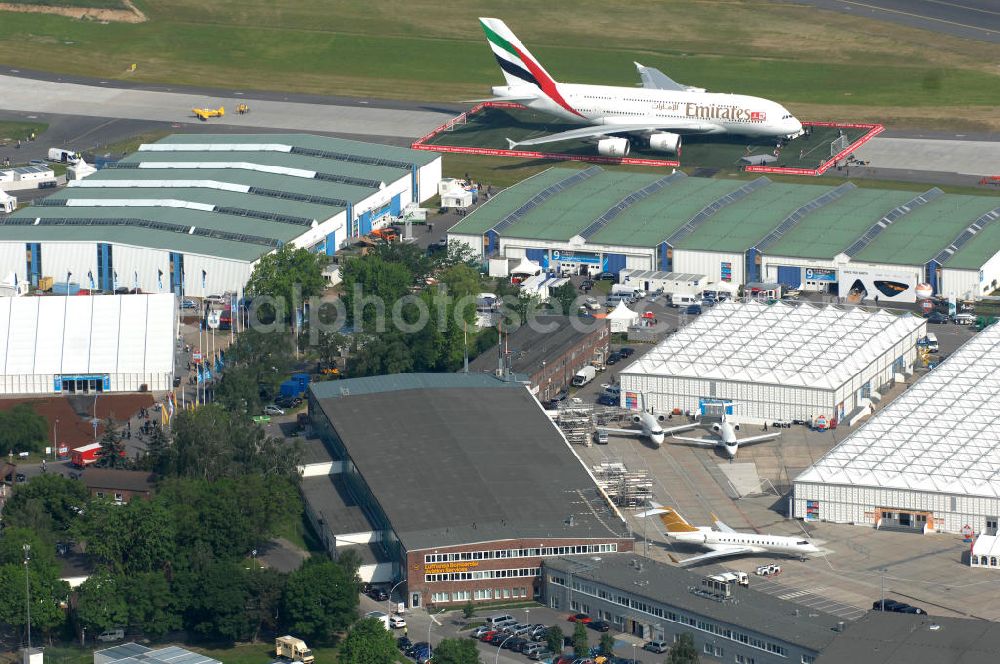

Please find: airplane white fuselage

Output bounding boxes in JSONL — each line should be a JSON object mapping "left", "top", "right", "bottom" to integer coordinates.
{"left": 715, "top": 421, "right": 741, "bottom": 459}
{"left": 638, "top": 411, "right": 666, "bottom": 447}
{"left": 672, "top": 527, "right": 821, "bottom": 557}
{"left": 493, "top": 82, "right": 803, "bottom": 139}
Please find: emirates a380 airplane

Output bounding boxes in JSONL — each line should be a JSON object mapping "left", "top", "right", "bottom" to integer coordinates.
{"left": 478, "top": 18, "right": 804, "bottom": 157}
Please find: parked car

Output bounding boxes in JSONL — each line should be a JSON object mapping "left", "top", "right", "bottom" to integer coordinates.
{"left": 618, "top": 347, "right": 635, "bottom": 358}
{"left": 471, "top": 626, "right": 491, "bottom": 638}
{"left": 479, "top": 630, "right": 500, "bottom": 642}
{"left": 596, "top": 393, "right": 617, "bottom": 406}
{"left": 490, "top": 634, "right": 509, "bottom": 646}
{"left": 15, "top": 473, "right": 26, "bottom": 483}
{"left": 895, "top": 604, "right": 928, "bottom": 615}
{"left": 596, "top": 272, "right": 616, "bottom": 281}
{"left": 872, "top": 599, "right": 905, "bottom": 611}
{"left": 181, "top": 298, "right": 197, "bottom": 309}
{"left": 96, "top": 628, "right": 125, "bottom": 643}
{"left": 642, "top": 640, "right": 669, "bottom": 654}
{"left": 580, "top": 279, "right": 594, "bottom": 289}
{"left": 953, "top": 313, "right": 976, "bottom": 325}
{"left": 926, "top": 311, "right": 948, "bottom": 324}
{"left": 366, "top": 587, "right": 389, "bottom": 601}
{"left": 606, "top": 351, "right": 622, "bottom": 365}
{"left": 398, "top": 637, "right": 413, "bottom": 651}
{"left": 263, "top": 404, "right": 284, "bottom": 416}
{"left": 504, "top": 638, "right": 528, "bottom": 651}
{"left": 584, "top": 297, "right": 602, "bottom": 311}
{"left": 593, "top": 430, "right": 609, "bottom": 445}
{"left": 529, "top": 650, "right": 554, "bottom": 661}
{"left": 684, "top": 304, "right": 703, "bottom": 315}
{"left": 390, "top": 615, "right": 406, "bottom": 628}
{"left": 587, "top": 620, "right": 611, "bottom": 632}
{"left": 567, "top": 613, "right": 592, "bottom": 624}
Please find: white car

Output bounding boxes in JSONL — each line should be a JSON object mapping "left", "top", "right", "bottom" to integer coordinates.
{"left": 389, "top": 614, "right": 406, "bottom": 628}
{"left": 953, "top": 313, "right": 976, "bottom": 325}
{"left": 263, "top": 404, "right": 285, "bottom": 416}
{"left": 584, "top": 297, "right": 602, "bottom": 311}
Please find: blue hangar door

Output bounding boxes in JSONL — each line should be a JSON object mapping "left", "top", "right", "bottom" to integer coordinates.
{"left": 776, "top": 266, "right": 802, "bottom": 289}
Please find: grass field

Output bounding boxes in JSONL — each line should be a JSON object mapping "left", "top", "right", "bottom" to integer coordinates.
{"left": 15, "top": 0, "right": 128, "bottom": 8}
{"left": 0, "top": 1, "right": 998, "bottom": 130}
{"left": 0, "top": 120, "right": 47, "bottom": 144}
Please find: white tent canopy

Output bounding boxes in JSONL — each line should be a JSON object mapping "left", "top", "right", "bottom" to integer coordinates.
{"left": 606, "top": 300, "right": 639, "bottom": 332}
{"left": 511, "top": 257, "right": 542, "bottom": 275}
{"left": 0, "top": 189, "right": 14, "bottom": 213}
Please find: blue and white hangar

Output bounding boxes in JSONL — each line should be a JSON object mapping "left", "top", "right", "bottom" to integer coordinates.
{"left": 0, "top": 134, "right": 440, "bottom": 295}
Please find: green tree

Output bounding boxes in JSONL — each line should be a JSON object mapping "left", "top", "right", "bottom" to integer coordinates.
{"left": 599, "top": 632, "right": 615, "bottom": 657}
{"left": 373, "top": 242, "right": 433, "bottom": 283}
{"left": 340, "top": 253, "right": 415, "bottom": 330}
{"left": 432, "top": 638, "right": 480, "bottom": 664}
{"left": 339, "top": 616, "right": 398, "bottom": 664}
{"left": 0, "top": 403, "right": 49, "bottom": 454}
{"left": 245, "top": 567, "right": 287, "bottom": 643}
{"left": 433, "top": 242, "right": 479, "bottom": 270}
{"left": 245, "top": 245, "right": 328, "bottom": 325}
{"left": 550, "top": 281, "right": 579, "bottom": 316}
{"left": 462, "top": 602, "right": 476, "bottom": 620}
{"left": 348, "top": 330, "right": 414, "bottom": 377}
{"left": 76, "top": 571, "right": 128, "bottom": 634}
{"left": 226, "top": 325, "right": 292, "bottom": 398}
{"left": 142, "top": 424, "right": 173, "bottom": 475}
{"left": 123, "top": 571, "right": 183, "bottom": 639}
{"left": 572, "top": 622, "right": 589, "bottom": 658}
{"left": 666, "top": 633, "right": 700, "bottom": 664}
{"left": 0, "top": 563, "right": 69, "bottom": 638}
{"left": 214, "top": 364, "right": 264, "bottom": 417}
{"left": 438, "top": 264, "right": 481, "bottom": 302}
{"left": 180, "top": 561, "right": 252, "bottom": 643}
{"left": 546, "top": 625, "right": 564, "bottom": 655}
{"left": 1, "top": 474, "right": 88, "bottom": 534}
{"left": 283, "top": 558, "right": 359, "bottom": 643}
{"left": 97, "top": 419, "right": 127, "bottom": 469}
{"left": 74, "top": 498, "right": 176, "bottom": 574}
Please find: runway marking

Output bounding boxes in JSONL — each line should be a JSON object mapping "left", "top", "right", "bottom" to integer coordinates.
{"left": 922, "top": 0, "right": 1000, "bottom": 18}
{"left": 833, "top": 0, "right": 999, "bottom": 35}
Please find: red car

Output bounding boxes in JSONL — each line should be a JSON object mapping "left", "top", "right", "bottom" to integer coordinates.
{"left": 567, "top": 613, "right": 592, "bottom": 624}
{"left": 480, "top": 630, "right": 500, "bottom": 642}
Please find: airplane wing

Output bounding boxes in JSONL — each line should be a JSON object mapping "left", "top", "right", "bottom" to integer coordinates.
{"left": 662, "top": 423, "right": 698, "bottom": 435}
{"left": 598, "top": 427, "right": 641, "bottom": 437}
{"left": 668, "top": 435, "right": 718, "bottom": 448}
{"left": 634, "top": 62, "right": 687, "bottom": 91}
{"left": 669, "top": 545, "right": 756, "bottom": 567}
{"left": 507, "top": 120, "right": 717, "bottom": 149}
{"left": 733, "top": 433, "right": 780, "bottom": 446}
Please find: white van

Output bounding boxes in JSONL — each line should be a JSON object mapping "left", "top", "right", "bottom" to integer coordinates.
{"left": 97, "top": 628, "right": 125, "bottom": 642}
{"left": 47, "top": 148, "right": 81, "bottom": 164}
{"left": 670, "top": 293, "right": 699, "bottom": 307}
{"left": 486, "top": 614, "right": 515, "bottom": 627}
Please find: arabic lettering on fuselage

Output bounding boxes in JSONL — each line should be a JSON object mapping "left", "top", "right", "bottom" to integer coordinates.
{"left": 652, "top": 101, "right": 765, "bottom": 122}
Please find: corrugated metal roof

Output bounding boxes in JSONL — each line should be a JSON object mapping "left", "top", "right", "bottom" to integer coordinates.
{"left": 795, "top": 321, "right": 1000, "bottom": 498}
{"left": 622, "top": 300, "right": 925, "bottom": 390}
{"left": 449, "top": 168, "right": 576, "bottom": 236}
{"left": 853, "top": 195, "right": 1000, "bottom": 265}
{"left": 311, "top": 371, "right": 520, "bottom": 400}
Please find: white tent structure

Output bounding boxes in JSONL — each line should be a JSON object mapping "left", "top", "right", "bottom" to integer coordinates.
{"left": 606, "top": 300, "right": 640, "bottom": 333}
{"left": 0, "top": 293, "right": 176, "bottom": 394}
{"left": 0, "top": 189, "right": 14, "bottom": 213}
{"left": 795, "top": 322, "right": 1000, "bottom": 535}
{"left": 619, "top": 300, "right": 926, "bottom": 424}
{"left": 511, "top": 257, "right": 542, "bottom": 276}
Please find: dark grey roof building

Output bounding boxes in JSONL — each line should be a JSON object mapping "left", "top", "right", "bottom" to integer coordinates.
{"left": 543, "top": 553, "right": 843, "bottom": 664}
{"left": 816, "top": 612, "right": 1000, "bottom": 663}
{"left": 305, "top": 372, "right": 633, "bottom": 608}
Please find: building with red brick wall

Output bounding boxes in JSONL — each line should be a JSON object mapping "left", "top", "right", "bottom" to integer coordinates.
{"left": 305, "top": 373, "right": 632, "bottom": 609}
{"left": 83, "top": 468, "right": 155, "bottom": 503}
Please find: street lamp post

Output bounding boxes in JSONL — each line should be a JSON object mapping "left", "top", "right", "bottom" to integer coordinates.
{"left": 525, "top": 608, "right": 530, "bottom": 628}
{"left": 23, "top": 544, "right": 31, "bottom": 653}
{"left": 497, "top": 634, "right": 515, "bottom": 664}
{"left": 387, "top": 578, "right": 407, "bottom": 615}
{"left": 52, "top": 419, "right": 58, "bottom": 460}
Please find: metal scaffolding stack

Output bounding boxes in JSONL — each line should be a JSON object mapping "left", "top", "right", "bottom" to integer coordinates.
{"left": 591, "top": 462, "right": 653, "bottom": 508}
{"left": 556, "top": 401, "right": 596, "bottom": 446}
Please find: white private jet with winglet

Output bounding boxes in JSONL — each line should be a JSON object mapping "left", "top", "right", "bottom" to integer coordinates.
{"left": 599, "top": 410, "right": 698, "bottom": 448}
{"left": 477, "top": 18, "right": 804, "bottom": 157}
{"left": 669, "top": 414, "right": 779, "bottom": 459}
{"left": 640, "top": 504, "right": 822, "bottom": 567}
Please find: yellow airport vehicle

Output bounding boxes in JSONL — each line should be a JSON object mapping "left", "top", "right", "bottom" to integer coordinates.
{"left": 193, "top": 106, "right": 225, "bottom": 121}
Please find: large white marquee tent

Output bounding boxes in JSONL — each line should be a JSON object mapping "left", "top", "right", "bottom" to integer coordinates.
{"left": 618, "top": 300, "right": 926, "bottom": 424}
{"left": 0, "top": 293, "right": 176, "bottom": 395}
{"left": 795, "top": 322, "right": 1000, "bottom": 535}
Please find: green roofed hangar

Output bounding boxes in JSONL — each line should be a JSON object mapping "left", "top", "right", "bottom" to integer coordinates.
{"left": 0, "top": 134, "right": 440, "bottom": 295}
{"left": 448, "top": 167, "right": 1000, "bottom": 303}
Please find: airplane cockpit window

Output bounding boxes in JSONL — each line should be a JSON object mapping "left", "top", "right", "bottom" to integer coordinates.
{"left": 797, "top": 540, "right": 809, "bottom": 545}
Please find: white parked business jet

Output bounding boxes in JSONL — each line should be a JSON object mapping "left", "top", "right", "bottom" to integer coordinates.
{"left": 640, "top": 504, "right": 822, "bottom": 566}
{"left": 599, "top": 410, "right": 697, "bottom": 448}
{"left": 669, "top": 415, "right": 779, "bottom": 459}
{"left": 478, "top": 18, "right": 804, "bottom": 157}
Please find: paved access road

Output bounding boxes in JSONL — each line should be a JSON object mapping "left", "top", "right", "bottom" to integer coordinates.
{"left": 0, "top": 72, "right": 453, "bottom": 138}
{"left": 789, "top": 0, "right": 1000, "bottom": 43}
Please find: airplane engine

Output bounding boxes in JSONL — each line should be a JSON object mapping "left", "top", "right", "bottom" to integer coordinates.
{"left": 712, "top": 423, "right": 722, "bottom": 433}
{"left": 632, "top": 415, "right": 642, "bottom": 424}
{"left": 597, "top": 137, "right": 630, "bottom": 158}
{"left": 648, "top": 132, "right": 682, "bottom": 154}
{"left": 657, "top": 414, "right": 667, "bottom": 422}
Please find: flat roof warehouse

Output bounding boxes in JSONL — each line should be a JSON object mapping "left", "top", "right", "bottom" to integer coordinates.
{"left": 449, "top": 167, "right": 1000, "bottom": 301}
{"left": 0, "top": 133, "right": 440, "bottom": 295}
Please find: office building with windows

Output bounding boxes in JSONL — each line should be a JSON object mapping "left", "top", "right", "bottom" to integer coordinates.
{"left": 543, "top": 554, "right": 840, "bottom": 664}
{"left": 303, "top": 373, "right": 632, "bottom": 607}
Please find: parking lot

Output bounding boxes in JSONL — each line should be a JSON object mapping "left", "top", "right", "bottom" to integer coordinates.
{"left": 560, "top": 293, "right": 993, "bottom": 621}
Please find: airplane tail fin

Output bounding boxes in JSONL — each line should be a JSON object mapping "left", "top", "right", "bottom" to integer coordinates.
{"left": 479, "top": 17, "right": 558, "bottom": 90}
{"left": 657, "top": 507, "right": 700, "bottom": 533}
